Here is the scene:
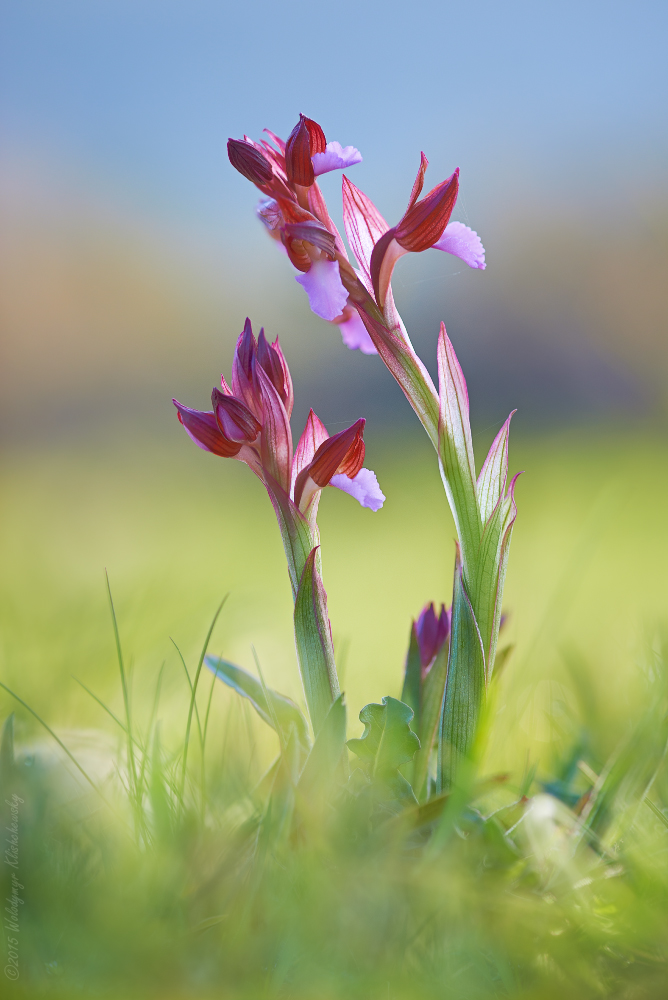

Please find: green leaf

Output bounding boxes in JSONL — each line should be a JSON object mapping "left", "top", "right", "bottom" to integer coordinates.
{"left": 476, "top": 411, "right": 515, "bottom": 524}
{"left": 293, "top": 547, "right": 340, "bottom": 735}
{"left": 347, "top": 696, "right": 420, "bottom": 802}
{"left": 437, "top": 325, "right": 481, "bottom": 579}
{"left": 438, "top": 563, "right": 486, "bottom": 792}
{"left": 400, "top": 623, "right": 422, "bottom": 727}
{"left": 412, "top": 642, "right": 449, "bottom": 800}
{"left": 263, "top": 474, "right": 316, "bottom": 601}
{"left": 470, "top": 474, "right": 520, "bottom": 679}
{"left": 297, "top": 694, "right": 347, "bottom": 799}
{"left": 205, "top": 656, "right": 310, "bottom": 750}
{"left": 487, "top": 507, "right": 518, "bottom": 678}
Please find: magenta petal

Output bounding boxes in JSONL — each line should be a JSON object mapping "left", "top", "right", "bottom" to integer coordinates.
{"left": 337, "top": 311, "right": 378, "bottom": 355}
{"left": 173, "top": 400, "right": 235, "bottom": 457}
{"left": 432, "top": 221, "right": 486, "bottom": 269}
{"left": 295, "top": 259, "right": 349, "bottom": 322}
{"left": 329, "top": 468, "right": 385, "bottom": 511}
{"left": 312, "top": 141, "right": 363, "bottom": 177}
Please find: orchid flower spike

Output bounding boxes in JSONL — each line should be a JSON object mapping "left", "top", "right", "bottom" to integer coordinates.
{"left": 228, "top": 118, "right": 484, "bottom": 354}
{"left": 173, "top": 319, "right": 385, "bottom": 519}
{"left": 227, "top": 116, "right": 372, "bottom": 350}
{"left": 366, "top": 154, "right": 486, "bottom": 308}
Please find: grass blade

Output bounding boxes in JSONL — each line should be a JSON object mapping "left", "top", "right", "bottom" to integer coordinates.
{"left": 179, "top": 595, "right": 228, "bottom": 808}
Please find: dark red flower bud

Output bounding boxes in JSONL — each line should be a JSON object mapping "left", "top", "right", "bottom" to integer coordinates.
{"left": 394, "top": 169, "right": 459, "bottom": 252}
{"left": 304, "top": 117, "right": 326, "bottom": 154}
{"left": 211, "top": 388, "right": 261, "bottom": 445}
{"left": 227, "top": 138, "right": 273, "bottom": 185}
{"left": 231, "top": 318, "right": 263, "bottom": 419}
{"left": 310, "top": 418, "right": 365, "bottom": 485}
{"left": 256, "top": 328, "right": 292, "bottom": 412}
{"left": 173, "top": 400, "right": 241, "bottom": 458}
{"left": 294, "top": 418, "right": 365, "bottom": 508}
{"left": 285, "top": 114, "right": 326, "bottom": 188}
{"left": 233, "top": 317, "right": 255, "bottom": 378}
{"left": 415, "top": 603, "right": 451, "bottom": 671}
{"left": 369, "top": 166, "right": 460, "bottom": 305}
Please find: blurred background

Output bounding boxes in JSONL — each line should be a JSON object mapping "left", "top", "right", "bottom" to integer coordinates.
{"left": 1, "top": 0, "right": 667, "bottom": 773}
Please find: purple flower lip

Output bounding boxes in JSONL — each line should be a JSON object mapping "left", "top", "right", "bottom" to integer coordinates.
{"left": 312, "top": 141, "right": 362, "bottom": 176}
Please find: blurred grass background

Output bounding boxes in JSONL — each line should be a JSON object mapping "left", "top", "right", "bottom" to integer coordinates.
{"left": 2, "top": 427, "right": 668, "bottom": 784}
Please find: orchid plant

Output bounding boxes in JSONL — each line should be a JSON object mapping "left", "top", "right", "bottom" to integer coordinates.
{"left": 173, "top": 319, "right": 383, "bottom": 736}
{"left": 174, "top": 113, "right": 519, "bottom": 820}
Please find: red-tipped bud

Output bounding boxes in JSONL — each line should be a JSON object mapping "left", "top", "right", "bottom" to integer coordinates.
{"left": 310, "top": 418, "right": 365, "bottom": 485}
{"left": 235, "top": 317, "right": 256, "bottom": 377}
{"left": 285, "top": 114, "right": 326, "bottom": 187}
{"left": 369, "top": 167, "right": 460, "bottom": 305}
{"left": 211, "top": 388, "right": 261, "bottom": 445}
{"left": 173, "top": 400, "right": 241, "bottom": 458}
{"left": 231, "top": 318, "right": 262, "bottom": 419}
{"left": 293, "top": 418, "right": 365, "bottom": 509}
{"left": 227, "top": 138, "right": 273, "bottom": 186}
{"left": 395, "top": 168, "right": 459, "bottom": 252}
{"left": 269, "top": 337, "right": 294, "bottom": 418}
{"left": 303, "top": 116, "right": 326, "bottom": 154}
{"left": 257, "top": 328, "right": 293, "bottom": 414}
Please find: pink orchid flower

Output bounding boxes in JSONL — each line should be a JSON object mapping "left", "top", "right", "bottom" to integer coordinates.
{"left": 229, "top": 121, "right": 485, "bottom": 354}
{"left": 228, "top": 116, "right": 367, "bottom": 340}
{"left": 173, "top": 319, "right": 385, "bottom": 519}
{"left": 345, "top": 153, "right": 486, "bottom": 310}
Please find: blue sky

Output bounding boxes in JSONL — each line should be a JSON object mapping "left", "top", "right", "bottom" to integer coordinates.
{"left": 2, "top": 0, "right": 666, "bottom": 233}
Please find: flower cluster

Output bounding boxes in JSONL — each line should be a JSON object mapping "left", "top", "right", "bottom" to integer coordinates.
{"left": 171, "top": 112, "right": 522, "bottom": 785}
{"left": 173, "top": 318, "right": 385, "bottom": 525}
{"left": 228, "top": 114, "right": 485, "bottom": 354}
{"left": 174, "top": 318, "right": 385, "bottom": 734}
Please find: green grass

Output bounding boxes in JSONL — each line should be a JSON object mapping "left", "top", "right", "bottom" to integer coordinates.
{"left": 2, "top": 427, "right": 668, "bottom": 997}
{"left": 2, "top": 427, "right": 666, "bottom": 748}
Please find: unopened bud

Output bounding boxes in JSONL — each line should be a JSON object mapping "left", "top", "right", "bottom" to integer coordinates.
{"left": 211, "top": 388, "right": 261, "bottom": 445}
{"left": 227, "top": 139, "right": 273, "bottom": 185}
{"left": 395, "top": 169, "right": 459, "bottom": 252}
{"left": 285, "top": 114, "right": 326, "bottom": 187}
{"left": 415, "top": 603, "right": 451, "bottom": 671}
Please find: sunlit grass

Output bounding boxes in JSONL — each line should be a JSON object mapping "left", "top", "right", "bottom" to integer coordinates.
{"left": 2, "top": 428, "right": 666, "bottom": 744}
{"left": 2, "top": 428, "right": 668, "bottom": 997}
